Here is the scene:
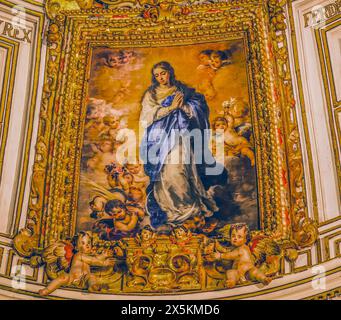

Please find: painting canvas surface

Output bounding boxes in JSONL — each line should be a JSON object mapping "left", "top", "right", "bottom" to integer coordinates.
{"left": 76, "top": 40, "right": 260, "bottom": 239}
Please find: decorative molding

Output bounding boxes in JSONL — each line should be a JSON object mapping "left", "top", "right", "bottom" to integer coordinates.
{"left": 306, "top": 286, "right": 341, "bottom": 300}
{"left": 0, "top": 0, "right": 45, "bottom": 246}
{"left": 8, "top": 0, "right": 330, "bottom": 297}
{"left": 0, "top": 37, "right": 19, "bottom": 194}
{"left": 268, "top": 0, "right": 318, "bottom": 248}
{"left": 287, "top": 0, "right": 341, "bottom": 227}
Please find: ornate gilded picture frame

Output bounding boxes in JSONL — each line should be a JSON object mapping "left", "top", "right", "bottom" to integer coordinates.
{"left": 14, "top": 0, "right": 318, "bottom": 296}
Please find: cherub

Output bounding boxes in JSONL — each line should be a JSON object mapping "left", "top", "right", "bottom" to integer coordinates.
{"left": 127, "top": 186, "right": 146, "bottom": 206}
{"left": 103, "top": 200, "right": 141, "bottom": 237}
{"left": 122, "top": 50, "right": 137, "bottom": 65}
{"left": 89, "top": 196, "right": 108, "bottom": 220}
{"left": 197, "top": 50, "right": 215, "bottom": 75}
{"left": 125, "top": 201, "right": 145, "bottom": 223}
{"left": 224, "top": 98, "right": 252, "bottom": 138}
{"left": 210, "top": 50, "right": 232, "bottom": 70}
{"left": 39, "top": 231, "right": 116, "bottom": 296}
{"left": 101, "top": 51, "right": 123, "bottom": 69}
{"left": 119, "top": 172, "right": 134, "bottom": 190}
{"left": 204, "top": 223, "right": 272, "bottom": 288}
{"left": 84, "top": 103, "right": 105, "bottom": 142}
{"left": 105, "top": 163, "right": 131, "bottom": 193}
{"left": 99, "top": 115, "right": 120, "bottom": 141}
{"left": 212, "top": 117, "right": 255, "bottom": 166}
{"left": 170, "top": 225, "right": 192, "bottom": 246}
{"left": 135, "top": 225, "right": 157, "bottom": 249}
{"left": 91, "top": 139, "right": 116, "bottom": 167}
{"left": 125, "top": 163, "right": 150, "bottom": 190}
{"left": 196, "top": 50, "right": 216, "bottom": 101}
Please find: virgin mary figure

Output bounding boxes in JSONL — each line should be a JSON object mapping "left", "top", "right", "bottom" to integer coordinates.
{"left": 140, "top": 61, "right": 225, "bottom": 229}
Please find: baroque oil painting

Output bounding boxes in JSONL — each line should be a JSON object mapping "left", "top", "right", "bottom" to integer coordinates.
{"left": 5, "top": 0, "right": 329, "bottom": 301}
{"left": 35, "top": 33, "right": 291, "bottom": 297}
{"left": 76, "top": 40, "right": 260, "bottom": 240}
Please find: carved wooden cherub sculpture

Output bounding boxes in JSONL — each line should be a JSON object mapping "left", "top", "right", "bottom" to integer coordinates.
{"left": 204, "top": 223, "right": 272, "bottom": 288}
{"left": 39, "top": 231, "right": 115, "bottom": 296}
{"left": 170, "top": 225, "right": 192, "bottom": 246}
{"left": 135, "top": 225, "right": 157, "bottom": 251}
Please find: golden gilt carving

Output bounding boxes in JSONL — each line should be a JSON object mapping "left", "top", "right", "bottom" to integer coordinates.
{"left": 32, "top": 226, "right": 290, "bottom": 294}
{"left": 32, "top": 232, "right": 124, "bottom": 295}
{"left": 13, "top": 0, "right": 318, "bottom": 295}
{"left": 125, "top": 227, "right": 201, "bottom": 291}
{"left": 14, "top": 16, "right": 66, "bottom": 256}
{"left": 46, "top": 0, "right": 96, "bottom": 18}
{"left": 46, "top": 0, "right": 79, "bottom": 19}
{"left": 267, "top": 0, "right": 318, "bottom": 248}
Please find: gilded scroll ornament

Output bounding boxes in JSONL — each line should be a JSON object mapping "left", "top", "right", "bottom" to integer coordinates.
{"left": 13, "top": 229, "right": 39, "bottom": 258}
{"left": 13, "top": 0, "right": 317, "bottom": 296}
{"left": 267, "top": 0, "right": 318, "bottom": 248}
{"left": 46, "top": 0, "right": 80, "bottom": 19}
{"left": 33, "top": 225, "right": 289, "bottom": 294}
